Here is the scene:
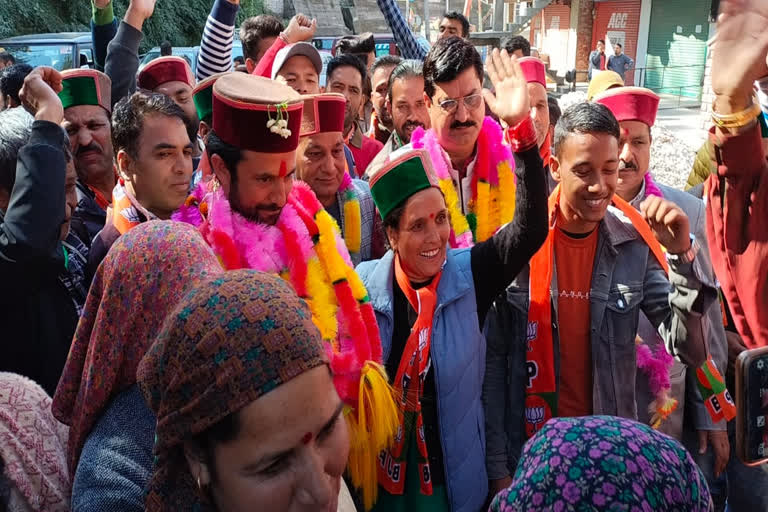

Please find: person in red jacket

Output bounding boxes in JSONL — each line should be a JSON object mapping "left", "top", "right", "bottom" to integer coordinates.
{"left": 705, "top": 0, "right": 768, "bottom": 348}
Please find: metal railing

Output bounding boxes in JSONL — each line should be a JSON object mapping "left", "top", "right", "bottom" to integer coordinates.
{"left": 563, "top": 64, "right": 706, "bottom": 109}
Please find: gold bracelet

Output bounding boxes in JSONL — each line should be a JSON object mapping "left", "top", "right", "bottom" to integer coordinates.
{"left": 712, "top": 94, "right": 762, "bottom": 129}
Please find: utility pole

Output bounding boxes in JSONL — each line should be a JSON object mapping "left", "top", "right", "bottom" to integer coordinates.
{"left": 424, "top": 0, "right": 431, "bottom": 41}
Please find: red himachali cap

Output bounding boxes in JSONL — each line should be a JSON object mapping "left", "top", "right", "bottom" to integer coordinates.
{"left": 300, "top": 93, "right": 346, "bottom": 137}
{"left": 594, "top": 86, "right": 661, "bottom": 127}
{"left": 137, "top": 56, "right": 195, "bottom": 91}
{"left": 518, "top": 57, "right": 547, "bottom": 88}
{"left": 212, "top": 73, "right": 304, "bottom": 153}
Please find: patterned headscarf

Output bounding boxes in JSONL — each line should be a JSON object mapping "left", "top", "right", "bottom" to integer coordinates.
{"left": 52, "top": 221, "right": 222, "bottom": 476}
{"left": 137, "top": 270, "right": 329, "bottom": 512}
{"left": 490, "top": 416, "right": 713, "bottom": 512}
{"left": 0, "top": 373, "right": 70, "bottom": 512}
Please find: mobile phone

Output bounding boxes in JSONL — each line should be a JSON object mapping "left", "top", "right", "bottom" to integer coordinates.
{"left": 736, "top": 347, "right": 768, "bottom": 466}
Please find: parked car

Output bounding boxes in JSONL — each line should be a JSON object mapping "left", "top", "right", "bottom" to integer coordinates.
{"left": 0, "top": 32, "right": 94, "bottom": 70}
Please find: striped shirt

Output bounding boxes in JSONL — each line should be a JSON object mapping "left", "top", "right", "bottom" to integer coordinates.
{"left": 196, "top": 0, "right": 240, "bottom": 81}
{"left": 376, "top": 0, "right": 430, "bottom": 60}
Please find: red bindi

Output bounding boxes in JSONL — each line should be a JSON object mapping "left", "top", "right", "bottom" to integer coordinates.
{"left": 279, "top": 160, "right": 288, "bottom": 178}
{"left": 301, "top": 432, "right": 313, "bottom": 445}
{"left": 429, "top": 213, "right": 435, "bottom": 219}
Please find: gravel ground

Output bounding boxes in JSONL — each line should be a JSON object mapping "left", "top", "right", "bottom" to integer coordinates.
{"left": 554, "top": 91, "right": 698, "bottom": 191}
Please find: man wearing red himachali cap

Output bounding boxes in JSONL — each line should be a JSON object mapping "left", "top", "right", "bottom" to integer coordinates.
{"left": 483, "top": 100, "right": 717, "bottom": 498}
{"left": 173, "top": 73, "right": 398, "bottom": 510}
{"left": 595, "top": 86, "right": 731, "bottom": 476}
{"left": 295, "top": 93, "right": 382, "bottom": 265}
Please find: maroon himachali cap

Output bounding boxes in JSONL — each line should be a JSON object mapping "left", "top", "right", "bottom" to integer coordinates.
{"left": 212, "top": 73, "right": 304, "bottom": 153}
{"left": 137, "top": 56, "right": 195, "bottom": 91}
{"left": 518, "top": 57, "right": 547, "bottom": 88}
{"left": 594, "top": 86, "right": 661, "bottom": 127}
{"left": 300, "top": 93, "right": 346, "bottom": 137}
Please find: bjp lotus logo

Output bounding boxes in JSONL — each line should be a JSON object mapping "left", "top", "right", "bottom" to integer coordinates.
{"left": 525, "top": 395, "right": 552, "bottom": 438}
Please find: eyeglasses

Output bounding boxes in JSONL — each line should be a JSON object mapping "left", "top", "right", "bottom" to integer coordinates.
{"left": 438, "top": 93, "right": 483, "bottom": 114}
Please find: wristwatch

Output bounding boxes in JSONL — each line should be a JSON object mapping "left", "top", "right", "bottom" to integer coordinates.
{"left": 666, "top": 234, "right": 699, "bottom": 265}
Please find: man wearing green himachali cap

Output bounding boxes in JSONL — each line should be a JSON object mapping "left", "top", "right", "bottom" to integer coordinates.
{"left": 59, "top": 68, "right": 116, "bottom": 243}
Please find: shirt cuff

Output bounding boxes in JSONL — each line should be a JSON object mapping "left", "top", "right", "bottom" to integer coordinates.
{"left": 92, "top": 1, "right": 114, "bottom": 26}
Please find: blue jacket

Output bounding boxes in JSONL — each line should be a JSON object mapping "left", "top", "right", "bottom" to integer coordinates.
{"left": 357, "top": 249, "right": 488, "bottom": 512}
{"left": 72, "top": 385, "right": 155, "bottom": 512}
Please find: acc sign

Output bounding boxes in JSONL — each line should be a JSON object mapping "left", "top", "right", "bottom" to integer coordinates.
{"left": 607, "top": 12, "right": 628, "bottom": 29}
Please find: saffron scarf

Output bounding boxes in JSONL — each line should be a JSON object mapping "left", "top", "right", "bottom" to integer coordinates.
{"left": 378, "top": 255, "right": 441, "bottom": 496}
{"left": 411, "top": 116, "right": 516, "bottom": 248}
{"left": 174, "top": 181, "right": 397, "bottom": 510}
{"left": 525, "top": 185, "right": 668, "bottom": 437}
{"left": 109, "top": 178, "right": 157, "bottom": 235}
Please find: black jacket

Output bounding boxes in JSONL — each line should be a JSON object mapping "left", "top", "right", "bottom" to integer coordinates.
{"left": 0, "top": 121, "right": 78, "bottom": 395}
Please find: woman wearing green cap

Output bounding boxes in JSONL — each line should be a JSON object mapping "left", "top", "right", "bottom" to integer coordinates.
{"left": 356, "top": 49, "right": 549, "bottom": 512}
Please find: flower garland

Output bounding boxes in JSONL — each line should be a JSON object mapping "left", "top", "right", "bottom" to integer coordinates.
{"left": 338, "top": 172, "right": 362, "bottom": 260}
{"left": 175, "top": 181, "right": 397, "bottom": 509}
{"left": 411, "top": 116, "right": 516, "bottom": 248}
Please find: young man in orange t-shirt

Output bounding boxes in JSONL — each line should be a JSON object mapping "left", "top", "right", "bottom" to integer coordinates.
{"left": 483, "top": 101, "right": 717, "bottom": 498}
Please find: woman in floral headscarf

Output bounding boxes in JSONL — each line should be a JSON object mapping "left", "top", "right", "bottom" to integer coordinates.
{"left": 138, "top": 270, "right": 352, "bottom": 511}
{"left": 489, "top": 415, "right": 713, "bottom": 512}
{"left": 51, "top": 221, "right": 223, "bottom": 511}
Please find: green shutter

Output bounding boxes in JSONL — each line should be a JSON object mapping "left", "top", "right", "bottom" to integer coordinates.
{"left": 645, "top": 0, "right": 709, "bottom": 99}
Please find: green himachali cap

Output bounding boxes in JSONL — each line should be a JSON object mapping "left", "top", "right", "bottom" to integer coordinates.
{"left": 192, "top": 72, "right": 227, "bottom": 123}
{"left": 59, "top": 69, "right": 112, "bottom": 113}
{"left": 369, "top": 147, "right": 440, "bottom": 220}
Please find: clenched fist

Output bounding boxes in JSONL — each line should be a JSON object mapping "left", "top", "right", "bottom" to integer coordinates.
{"left": 19, "top": 66, "right": 64, "bottom": 124}
{"left": 639, "top": 196, "right": 692, "bottom": 255}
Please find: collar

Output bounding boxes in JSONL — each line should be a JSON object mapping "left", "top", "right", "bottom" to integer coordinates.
{"left": 346, "top": 123, "right": 364, "bottom": 149}
{"left": 628, "top": 178, "right": 647, "bottom": 208}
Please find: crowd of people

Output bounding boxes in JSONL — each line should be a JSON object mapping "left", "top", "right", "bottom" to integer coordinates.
{"left": 0, "top": 0, "right": 767, "bottom": 510}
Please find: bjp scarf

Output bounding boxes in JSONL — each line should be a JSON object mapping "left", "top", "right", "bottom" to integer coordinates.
{"left": 524, "top": 185, "right": 668, "bottom": 437}
{"left": 378, "top": 255, "right": 441, "bottom": 496}
{"left": 109, "top": 178, "right": 157, "bottom": 235}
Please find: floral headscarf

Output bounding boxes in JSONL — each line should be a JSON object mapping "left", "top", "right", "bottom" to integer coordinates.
{"left": 137, "top": 270, "right": 329, "bottom": 511}
{"left": 489, "top": 416, "right": 713, "bottom": 512}
{"left": 52, "top": 221, "right": 222, "bottom": 475}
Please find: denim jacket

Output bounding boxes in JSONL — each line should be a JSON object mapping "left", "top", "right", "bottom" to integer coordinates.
{"left": 483, "top": 208, "right": 717, "bottom": 479}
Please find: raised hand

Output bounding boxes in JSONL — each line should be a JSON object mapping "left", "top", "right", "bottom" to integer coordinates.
{"left": 482, "top": 48, "right": 530, "bottom": 128}
{"left": 19, "top": 66, "right": 64, "bottom": 124}
{"left": 282, "top": 14, "right": 317, "bottom": 44}
{"left": 711, "top": 0, "right": 768, "bottom": 113}
{"left": 124, "top": 0, "right": 157, "bottom": 30}
{"left": 639, "top": 196, "right": 692, "bottom": 255}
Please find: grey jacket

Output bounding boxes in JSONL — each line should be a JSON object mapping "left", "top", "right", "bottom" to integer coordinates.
{"left": 632, "top": 183, "right": 728, "bottom": 436}
{"left": 483, "top": 207, "right": 717, "bottom": 479}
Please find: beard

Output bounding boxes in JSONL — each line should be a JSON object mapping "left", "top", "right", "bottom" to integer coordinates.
{"left": 228, "top": 186, "right": 282, "bottom": 225}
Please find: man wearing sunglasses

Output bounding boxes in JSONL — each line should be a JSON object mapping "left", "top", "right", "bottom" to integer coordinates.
{"left": 417, "top": 36, "right": 532, "bottom": 245}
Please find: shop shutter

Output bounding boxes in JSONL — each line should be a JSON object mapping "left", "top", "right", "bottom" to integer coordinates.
{"left": 592, "top": 0, "right": 641, "bottom": 85}
{"left": 645, "top": 0, "right": 710, "bottom": 99}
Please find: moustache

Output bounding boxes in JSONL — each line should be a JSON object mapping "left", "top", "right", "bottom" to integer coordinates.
{"left": 76, "top": 143, "right": 102, "bottom": 157}
{"left": 404, "top": 120, "right": 425, "bottom": 131}
{"left": 450, "top": 120, "right": 476, "bottom": 130}
{"left": 618, "top": 160, "right": 637, "bottom": 171}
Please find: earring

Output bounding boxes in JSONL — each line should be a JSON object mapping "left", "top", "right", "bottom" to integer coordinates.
{"left": 197, "top": 475, "right": 203, "bottom": 492}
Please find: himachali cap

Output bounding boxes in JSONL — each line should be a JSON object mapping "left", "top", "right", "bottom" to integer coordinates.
{"left": 594, "top": 86, "right": 661, "bottom": 127}
{"left": 192, "top": 72, "right": 228, "bottom": 122}
{"left": 586, "top": 70, "right": 624, "bottom": 100}
{"left": 369, "top": 147, "right": 439, "bottom": 220}
{"left": 300, "top": 93, "right": 346, "bottom": 137}
{"left": 59, "top": 69, "right": 112, "bottom": 113}
{"left": 518, "top": 57, "right": 547, "bottom": 88}
{"left": 212, "top": 73, "right": 303, "bottom": 153}
{"left": 137, "top": 56, "right": 195, "bottom": 91}
{"left": 271, "top": 42, "right": 323, "bottom": 80}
